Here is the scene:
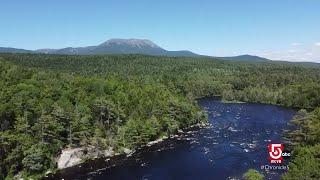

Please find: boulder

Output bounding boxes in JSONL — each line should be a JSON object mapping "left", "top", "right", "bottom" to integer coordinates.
{"left": 123, "top": 148, "right": 132, "bottom": 155}
{"left": 57, "top": 148, "right": 83, "bottom": 169}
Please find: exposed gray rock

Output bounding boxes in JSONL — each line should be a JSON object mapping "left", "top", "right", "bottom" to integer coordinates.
{"left": 57, "top": 148, "right": 84, "bottom": 169}
{"left": 147, "top": 136, "right": 167, "bottom": 147}
{"left": 57, "top": 147, "right": 114, "bottom": 169}
{"left": 123, "top": 148, "right": 133, "bottom": 155}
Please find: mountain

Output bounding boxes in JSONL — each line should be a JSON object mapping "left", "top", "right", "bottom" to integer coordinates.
{"left": 218, "top": 55, "right": 271, "bottom": 62}
{"left": 0, "top": 41, "right": 319, "bottom": 65}
{"left": 0, "top": 47, "right": 33, "bottom": 54}
{"left": 35, "top": 49, "right": 58, "bottom": 54}
{"left": 35, "top": 38, "right": 199, "bottom": 57}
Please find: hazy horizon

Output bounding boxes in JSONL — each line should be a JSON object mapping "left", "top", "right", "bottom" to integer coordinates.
{"left": 1, "top": 0, "right": 320, "bottom": 62}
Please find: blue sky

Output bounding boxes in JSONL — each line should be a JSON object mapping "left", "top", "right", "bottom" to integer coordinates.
{"left": 1, "top": 0, "right": 320, "bottom": 62}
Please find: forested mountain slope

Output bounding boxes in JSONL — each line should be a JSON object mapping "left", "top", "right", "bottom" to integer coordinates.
{"left": 1, "top": 39, "right": 199, "bottom": 57}
{"left": 217, "top": 54, "right": 271, "bottom": 62}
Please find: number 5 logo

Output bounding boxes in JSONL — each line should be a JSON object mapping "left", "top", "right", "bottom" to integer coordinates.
{"left": 268, "top": 144, "right": 283, "bottom": 163}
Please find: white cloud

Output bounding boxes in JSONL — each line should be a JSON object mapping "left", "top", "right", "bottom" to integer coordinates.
{"left": 224, "top": 43, "right": 320, "bottom": 63}
{"left": 251, "top": 45, "right": 320, "bottom": 62}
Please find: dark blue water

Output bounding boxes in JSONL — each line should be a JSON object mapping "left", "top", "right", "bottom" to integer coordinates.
{"left": 86, "top": 99, "right": 296, "bottom": 180}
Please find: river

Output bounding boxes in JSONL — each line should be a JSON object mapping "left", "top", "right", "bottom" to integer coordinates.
{"left": 51, "top": 98, "right": 296, "bottom": 180}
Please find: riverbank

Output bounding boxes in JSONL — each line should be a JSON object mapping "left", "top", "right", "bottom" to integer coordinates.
{"left": 45, "top": 122, "right": 210, "bottom": 179}
{"left": 221, "top": 99, "right": 246, "bottom": 104}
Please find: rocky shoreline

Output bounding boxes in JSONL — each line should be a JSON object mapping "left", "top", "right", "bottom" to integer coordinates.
{"left": 45, "top": 122, "right": 210, "bottom": 179}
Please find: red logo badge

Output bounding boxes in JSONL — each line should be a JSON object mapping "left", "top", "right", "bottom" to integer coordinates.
{"left": 268, "top": 144, "right": 283, "bottom": 163}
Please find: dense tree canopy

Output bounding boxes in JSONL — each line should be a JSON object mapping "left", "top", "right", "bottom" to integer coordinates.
{"left": 243, "top": 169, "right": 264, "bottom": 180}
{"left": 1, "top": 53, "right": 319, "bottom": 109}
{"left": 0, "top": 53, "right": 319, "bottom": 178}
{"left": 282, "top": 108, "right": 320, "bottom": 179}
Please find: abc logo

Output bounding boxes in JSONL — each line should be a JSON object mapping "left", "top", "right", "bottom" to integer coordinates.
{"left": 282, "top": 151, "right": 291, "bottom": 158}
